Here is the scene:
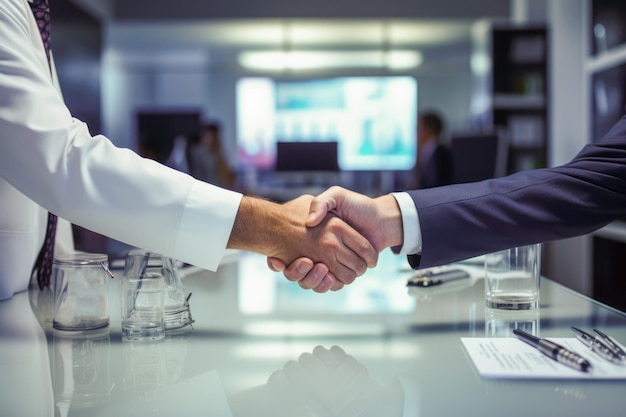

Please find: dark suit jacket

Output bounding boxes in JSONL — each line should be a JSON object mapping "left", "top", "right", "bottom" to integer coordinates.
{"left": 407, "top": 114, "right": 626, "bottom": 269}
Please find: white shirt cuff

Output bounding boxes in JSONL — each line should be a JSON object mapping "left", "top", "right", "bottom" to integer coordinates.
{"left": 176, "top": 181, "right": 243, "bottom": 270}
{"left": 390, "top": 192, "right": 422, "bottom": 255}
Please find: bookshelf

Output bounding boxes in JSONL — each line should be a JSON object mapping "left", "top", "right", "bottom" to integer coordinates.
{"left": 587, "top": 0, "right": 626, "bottom": 311}
{"left": 471, "top": 23, "right": 549, "bottom": 174}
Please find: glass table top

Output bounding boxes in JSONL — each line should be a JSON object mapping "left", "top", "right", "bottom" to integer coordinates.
{"left": 2, "top": 250, "right": 626, "bottom": 417}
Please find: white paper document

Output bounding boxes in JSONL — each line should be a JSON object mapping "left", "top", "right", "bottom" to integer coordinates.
{"left": 462, "top": 337, "right": 626, "bottom": 379}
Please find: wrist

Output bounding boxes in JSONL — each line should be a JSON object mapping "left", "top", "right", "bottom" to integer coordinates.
{"left": 229, "top": 196, "right": 304, "bottom": 258}
{"left": 229, "top": 196, "right": 276, "bottom": 255}
{"left": 374, "top": 195, "right": 403, "bottom": 249}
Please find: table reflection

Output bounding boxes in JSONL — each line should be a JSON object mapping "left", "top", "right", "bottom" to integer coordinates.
{"left": 7, "top": 249, "right": 624, "bottom": 417}
{"left": 1, "top": 291, "right": 53, "bottom": 417}
{"left": 485, "top": 307, "right": 540, "bottom": 338}
{"left": 122, "top": 335, "right": 190, "bottom": 394}
{"left": 231, "top": 344, "right": 413, "bottom": 417}
{"left": 52, "top": 328, "right": 112, "bottom": 412}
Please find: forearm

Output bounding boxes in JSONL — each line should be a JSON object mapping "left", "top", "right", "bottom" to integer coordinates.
{"left": 413, "top": 161, "right": 626, "bottom": 268}
{"left": 0, "top": 4, "right": 244, "bottom": 271}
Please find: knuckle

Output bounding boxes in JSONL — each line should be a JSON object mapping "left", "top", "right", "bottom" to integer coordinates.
{"left": 340, "top": 270, "right": 356, "bottom": 285}
{"left": 321, "top": 236, "right": 340, "bottom": 252}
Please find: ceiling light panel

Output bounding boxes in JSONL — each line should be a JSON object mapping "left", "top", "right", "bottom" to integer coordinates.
{"left": 287, "top": 20, "right": 383, "bottom": 45}
{"left": 390, "top": 20, "right": 474, "bottom": 45}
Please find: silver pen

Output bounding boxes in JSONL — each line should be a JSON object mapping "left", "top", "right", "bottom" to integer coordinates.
{"left": 571, "top": 327, "right": 624, "bottom": 364}
{"left": 513, "top": 329, "right": 592, "bottom": 373}
{"left": 594, "top": 328, "right": 626, "bottom": 361}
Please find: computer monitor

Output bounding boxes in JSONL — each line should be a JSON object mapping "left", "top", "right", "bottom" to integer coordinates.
{"left": 136, "top": 110, "right": 201, "bottom": 164}
{"left": 450, "top": 133, "right": 507, "bottom": 184}
{"left": 275, "top": 142, "right": 339, "bottom": 172}
{"left": 236, "top": 76, "right": 417, "bottom": 171}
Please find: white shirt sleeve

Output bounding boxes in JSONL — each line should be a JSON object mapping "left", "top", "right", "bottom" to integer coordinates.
{"left": 0, "top": 0, "right": 242, "bottom": 272}
{"left": 390, "top": 192, "right": 422, "bottom": 255}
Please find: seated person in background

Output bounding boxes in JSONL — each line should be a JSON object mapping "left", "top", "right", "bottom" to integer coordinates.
{"left": 165, "top": 135, "right": 191, "bottom": 174}
{"left": 189, "top": 122, "right": 236, "bottom": 190}
{"left": 415, "top": 110, "right": 452, "bottom": 189}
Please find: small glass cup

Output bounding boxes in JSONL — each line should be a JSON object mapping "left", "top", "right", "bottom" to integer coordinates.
{"left": 124, "top": 250, "right": 193, "bottom": 331}
{"left": 484, "top": 243, "right": 541, "bottom": 310}
{"left": 52, "top": 253, "right": 111, "bottom": 331}
{"left": 121, "top": 272, "right": 165, "bottom": 342}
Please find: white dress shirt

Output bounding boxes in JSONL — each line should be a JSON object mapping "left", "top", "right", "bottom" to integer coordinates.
{"left": 391, "top": 192, "right": 422, "bottom": 256}
{"left": 0, "top": 0, "right": 242, "bottom": 299}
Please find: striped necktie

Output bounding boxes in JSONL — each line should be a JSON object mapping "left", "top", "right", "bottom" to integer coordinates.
{"left": 29, "top": 0, "right": 57, "bottom": 289}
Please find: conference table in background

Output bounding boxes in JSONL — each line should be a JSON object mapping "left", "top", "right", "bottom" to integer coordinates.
{"left": 1, "top": 250, "right": 625, "bottom": 417}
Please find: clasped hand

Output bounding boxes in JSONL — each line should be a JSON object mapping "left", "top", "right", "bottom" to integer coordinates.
{"left": 267, "top": 187, "right": 403, "bottom": 293}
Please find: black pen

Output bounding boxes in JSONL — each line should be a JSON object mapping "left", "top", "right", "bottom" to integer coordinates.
{"left": 407, "top": 268, "right": 469, "bottom": 287}
{"left": 513, "top": 329, "right": 592, "bottom": 373}
{"left": 571, "top": 327, "right": 624, "bottom": 364}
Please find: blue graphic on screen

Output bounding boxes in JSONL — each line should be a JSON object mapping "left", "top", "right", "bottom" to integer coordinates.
{"left": 236, "top": 76, "right": 417, "bottom": 171}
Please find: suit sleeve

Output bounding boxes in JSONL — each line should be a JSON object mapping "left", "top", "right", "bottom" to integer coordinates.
{"left": 406, "top": 114, "right": 626, "bottom": 269}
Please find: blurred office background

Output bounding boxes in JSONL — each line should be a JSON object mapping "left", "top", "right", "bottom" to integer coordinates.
{"left": 52, "top": 0, "right": 626, "bottom": 310}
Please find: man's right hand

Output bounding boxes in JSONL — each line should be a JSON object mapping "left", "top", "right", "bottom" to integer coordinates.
{"left": 230, "top": 194, "right": 379, "bottom": 292}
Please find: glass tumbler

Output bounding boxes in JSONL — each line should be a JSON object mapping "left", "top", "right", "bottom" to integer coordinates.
{"left": 120, "top": 272, "right": 165, "bottom": 342}
{"left": 484, "top": 243, "right": 541, "bottom": 310}
{"left": 124, "top": 250, "right": 193, "bottom": 330}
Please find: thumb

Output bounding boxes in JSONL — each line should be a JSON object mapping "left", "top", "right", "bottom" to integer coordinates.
{"left": 306, "top": 187, "right": 342, "bottom": 227}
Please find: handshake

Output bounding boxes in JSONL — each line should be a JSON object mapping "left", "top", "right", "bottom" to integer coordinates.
{"left": 228, "top": 186, "right": 405, "bottom": 293}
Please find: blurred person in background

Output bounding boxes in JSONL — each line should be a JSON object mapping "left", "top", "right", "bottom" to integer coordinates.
{"left": 415, "top": 110, "right": 453, "bottom": 189}
{"left": 189, "top": 122, "right": 235, "bottom": 190}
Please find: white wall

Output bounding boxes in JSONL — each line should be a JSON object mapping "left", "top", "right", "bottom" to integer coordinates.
{"left": 544, "top": 0, "right": 591, "bottom": 295}
{"left": 416, "top": 72, "right": 474, "bottom": 135}
{"left": 549, "top": 0, "right": 588, "bottom": 166}
{"left": 102, "top": 48, "right": 212, "bottom": 152}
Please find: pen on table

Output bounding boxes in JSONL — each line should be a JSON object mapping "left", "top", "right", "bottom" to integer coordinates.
{"left": 406, "top": 268, "right": 470, "bottom": 287}
{"left": 593, "top": 328, "right": 626, "bottom": 361}
{"left": 570, "top": 327, "right": 623, "bottom": 364}
{"left": 512, "top": 329, "right": 592, "bottom": 373}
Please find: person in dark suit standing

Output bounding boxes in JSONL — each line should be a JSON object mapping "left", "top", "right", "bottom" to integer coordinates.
{"left": 416, "top": 110, "right": 452, "bottom": 189}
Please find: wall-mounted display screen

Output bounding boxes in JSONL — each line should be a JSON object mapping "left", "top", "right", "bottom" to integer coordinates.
{"left": 236, "top": 76, "right": 417, "bottom": 171}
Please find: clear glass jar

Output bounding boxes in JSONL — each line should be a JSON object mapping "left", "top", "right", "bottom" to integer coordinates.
{"left": 52, "top": 253, "right": 111, "bottom": 331}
